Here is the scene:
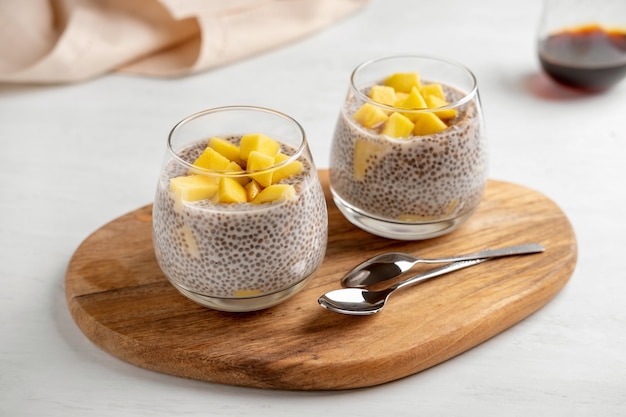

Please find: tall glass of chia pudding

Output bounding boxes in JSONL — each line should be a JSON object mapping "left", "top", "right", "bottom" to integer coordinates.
{"left": 329, "top": 55, "right": 488, "bottom": 240}
{"left": 153, "top": 106, "right": 328, "bottom": 312}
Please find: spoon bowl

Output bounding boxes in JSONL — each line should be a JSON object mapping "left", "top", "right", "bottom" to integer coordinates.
{"left": 320, "top": 259, "right": 486, "bottom": 315}
{"left": 341, "top": 243, "right": 545, "bottom": 288}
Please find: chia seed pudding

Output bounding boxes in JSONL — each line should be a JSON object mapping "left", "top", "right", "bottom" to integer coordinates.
{"left": 330, "top": 82, "right": 487, "bottom": 228}
{"left": 153, "top": 138, "right": 328, "bottom": 305}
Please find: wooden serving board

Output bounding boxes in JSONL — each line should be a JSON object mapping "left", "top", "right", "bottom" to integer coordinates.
{"left": 65, "top": 170, "right": 577, "bottom": 390}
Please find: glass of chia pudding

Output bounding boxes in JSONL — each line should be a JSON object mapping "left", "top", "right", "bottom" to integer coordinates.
{"left": 329, "top": 55, "right": 488, "bottom": 240}
{"left": 153, "top": 106, "right": 328, "bottom": 312}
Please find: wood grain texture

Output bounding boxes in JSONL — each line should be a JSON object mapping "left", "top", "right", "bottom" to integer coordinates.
{"left": 65, "top": 170, "right": 577, "bottom": 390}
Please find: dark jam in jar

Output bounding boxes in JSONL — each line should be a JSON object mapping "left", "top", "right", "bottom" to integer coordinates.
{"left": 538, "top": 24, "right": 626, "bottom": 91}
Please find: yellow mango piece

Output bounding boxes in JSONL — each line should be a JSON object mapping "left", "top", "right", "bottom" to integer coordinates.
{"left": 233, "top": 289, "right": 262, "bottom": 297}
{"left": 272, "top": 153, "right": 303, "bottom": 183}
{"left": 252, "top": 184, "right": 296, "bottom": 204}
{"left": 393, "top": 92, "right": 409, "bottom": 107}
{"left": 399, "top": 86, "right": 427, "bottom": 109}
{"left": 178, "top": 224, "right": 200, "bottom": 258}
{"left": 192, "top": 147, "right": 231, "bottom": 171}
{"left": 381, "top": 112, "right": 415, "bottom": 138}
{"left": 413, "top": 112, "right": 448, "bottom": 136}
{"left": 424, "top": 94, "right": 458, "bottom": 120}
{"left": 245, "top": 180, "right": 262, "bottom": 202}
{"left": 353, "top": 138, "right": 386, "bottom": 181}
{"left": 239, "top": 133, "right": 280, "bottom": 160}
{"left": 420, "top": 83, "right": 445, "bottom": 100}
{"left": 208, "top": 136, "right": 242, "bottom": 165}
{"left": 170, "top": 175, "right": 219, "bottom": 208}
{"left": 397, "top": 86, "right": 428, "bottom": 122}
{"left": 216, "top": 177, "right": 247, "bottom": 203}
{"left": 368, "top": 85, "right": 396, "bottom": 106}
{"left": 353, "top": 103, "right": 388, "bottom": 129}
{"left": 384, "top": 72, "right": 421, "bottom": 93}
{"left": 224, "top": 161, "right": 249, "bottom": 186}
{"left": 246, "top": 150, "right": 274, "bottom": 187}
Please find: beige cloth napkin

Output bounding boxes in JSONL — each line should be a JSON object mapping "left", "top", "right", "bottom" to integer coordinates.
{"left": 0, "top": 0, "right": 367, "bottom": 84}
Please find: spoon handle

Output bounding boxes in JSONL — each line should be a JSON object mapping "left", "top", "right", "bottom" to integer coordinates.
{"left": 392, "top": 258, "right": 488, "bottom": 292}
{"left": 425, "top": 243, "right": 545, "bottom": 263}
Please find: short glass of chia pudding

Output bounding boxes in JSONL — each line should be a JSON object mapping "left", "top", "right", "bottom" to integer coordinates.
{"left": 153, "top": 106, "right": 328, "bottom": 312}
{"left": 329, "top": 55, "right": 488, "bottom": 240}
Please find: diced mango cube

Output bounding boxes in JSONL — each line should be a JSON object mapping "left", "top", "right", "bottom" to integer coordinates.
{"left": 192, "top": 147, "right": 231, "bottom": 171}
{"left": 400, "top": 86, "right": 427, "bottom": 109}
{"left": 398, "top": 86, "right": 428, "bottom": 121}
{"left": 233, "top": 289, "right": 262, "bottom": 297}
{"left": 381, "top": 112, "right": 415, "bottom": 138}
{"left": 170, "top": 175, "right": 219, "bottom": 205}
{"left": 368, "top": 85, "right": 396, "bottom": 106}
{"left": 178, "top": 224, "right": 200, "bottom": 258}
{"left": 240, "top": 133, "right": 280, "bottom": 160}
{"left": 353, "top": 103, "right": 388, "bottom": 129}
{"left": 424, "top": 94, "right": 458, "bottom": 120}
{"left": 413, "top": 112, "right": 448, "bottom": 135}
{"left": 420, "top": 83, "right": 445, "bottom": 100}
{"left": 246, "top": 150, "right": 274, "bottom": 187}
{"left": 252, "top": 184, "right": 296, "bottom": 204}
{"left": 393, "top": 92, "right": 409, "bottom": 107}
{"left": 384, "top": 72, "right": 421, "bottom": 93}
{"left": 208, "top": 136, "right": 242, "bottom": 165}
{"left": 245, "top": 180, "right": 262, "bottom": 202}
{"left": 272, "top": 153, "right": 303, "bottom": 183}
{"left": 216, "top": 177, "right": 247, "bottom": 203}
{"left": 353, "top": 138, "right": 386, "bottom": 181}
{"left": 226, "top": 161, "right": 249, "bottom": 186}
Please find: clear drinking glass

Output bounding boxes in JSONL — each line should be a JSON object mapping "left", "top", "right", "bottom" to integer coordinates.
{"left": 329, "top": 55, "right": 488, "bottom": 240}
{"left": 537, "top": 0, "right": 626, "bottom": 90}
{"left": 153, "top": 106, "right": 328, "bottom": 312}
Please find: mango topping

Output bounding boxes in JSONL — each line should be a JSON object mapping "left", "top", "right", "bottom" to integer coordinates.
{"left": 245, "top": 180, "right": 262, "bottom": 201}
{"left": 252, "top": 184, "right": 296, "bottom": 204}
{"left": 420, "top": 83, "right": 445, "bottom": 100}
{"left": 246, "top": 150, "right": 275, "bottom": 188}
{"left": 381, "top": 112, "right": 415, "bottom": 138}
{"left": 240, "top": 133, "right": 280, "bottom": 160}
{"left": 352, "top": 72, "right": 458, "bottom": 139}
{"left": 424, "top": 94, "right": 458, "bottom": 120}
{"left": 398, "top": 86, "right": 427, "bottom": 122}
{"left": 216, "top": 177, "right": 247, "bottom": 204}
{"left": 273, "top": 153, "right": 303, "bottom": 183}
{"left": 384, "top": 72, "right": 421, "bottom": 93}
{"left": 170, "top": 133, "right": 303, "bottom": 205}
{"left": 368, "top": 85, "right": 397, "bottom": 106}
{"left": 413, "top": 112, "right": 448, "bottom": 136}
{"left": 208, "top": 136, "right": 242, "bottom": 165}
{"left": 353, "top": 103, "right": 388, "bottom": 129}
{"left": 192, "top": 147, "right": 231, "bottom": 171}
{"left": 398, "top": 86, "right": 427, "bottom": 110}
{"left": 170, "top": 174, "right": 219, "bottom": 210}
{"left": 349, "top": 72, "right": 462, "bottom": 180}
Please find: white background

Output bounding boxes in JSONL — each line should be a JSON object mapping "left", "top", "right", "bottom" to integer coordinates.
{"left": 2, "top": 0, "right": 625, "bottom": 415}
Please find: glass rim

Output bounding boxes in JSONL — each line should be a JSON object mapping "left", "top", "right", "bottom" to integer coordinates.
{"left": 167, "top": 105, "right": 308, "bottom": 177}
{"left": 349, "top": 54, "right": 479, "bottom": 113}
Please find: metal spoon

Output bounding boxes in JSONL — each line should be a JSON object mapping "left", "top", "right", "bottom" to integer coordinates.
{"left": 319, "top": 258, "right": 487, "bottom": 315}
{"left": 341, "top": 243, "right": 545, "bottom": 288}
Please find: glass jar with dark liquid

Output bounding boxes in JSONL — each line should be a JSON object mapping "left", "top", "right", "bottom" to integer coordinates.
{"left": 537, "top": 0, "right": 626, "bottom": 91}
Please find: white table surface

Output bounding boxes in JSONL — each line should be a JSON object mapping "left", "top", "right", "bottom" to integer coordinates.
{"left": 2, "top": 0, "right": 625, "bottom": 415}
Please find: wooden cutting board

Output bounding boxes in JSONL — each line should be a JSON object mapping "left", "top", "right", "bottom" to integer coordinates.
{"left": 65, "top": 170, "right": 577, "bottom": 390}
